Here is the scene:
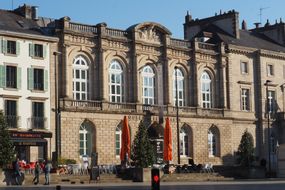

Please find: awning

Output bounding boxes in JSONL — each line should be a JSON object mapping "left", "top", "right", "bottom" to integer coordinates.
{"left": 11, "top": 138, "right": 47, "bottom": 146}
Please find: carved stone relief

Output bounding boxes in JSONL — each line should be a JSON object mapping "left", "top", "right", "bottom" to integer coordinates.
{"left": 138, "top": 26, "right": 161, "bottom": 44}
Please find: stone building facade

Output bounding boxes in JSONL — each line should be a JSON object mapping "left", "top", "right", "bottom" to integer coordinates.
{"left": 46, "top": 10, "right": 285, "bottom": 170}
{"left": 3, "top": 4, "right": 285, "bottom": 170}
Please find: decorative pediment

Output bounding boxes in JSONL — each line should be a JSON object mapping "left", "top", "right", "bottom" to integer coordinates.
{"left": 138, "top": 25, "right": 161, "bottom": 44}
{"left": 128, "top": 22, "right": 171, "bottom": 44}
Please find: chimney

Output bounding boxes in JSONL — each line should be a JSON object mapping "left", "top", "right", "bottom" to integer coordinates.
{"left": 254, "top": 22, "right": 261, "bottom": 28}
{"left": 185, "top": 11, "right": 192, "bottom": 23}
{"left": 14, "top": 4, "right": 32, "bottom": 19}
{"left": 31, "top": 6, "right": 39, "bottom": 20}
{"left": 241, "top": 20, "right": 247, "bottom": 30}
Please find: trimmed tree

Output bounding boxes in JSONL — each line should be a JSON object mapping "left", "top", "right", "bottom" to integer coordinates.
{"left": 131, "top": 120, "right": 155, "bottom": 168}
{"left": 0, "top": 111, "right": 15, "bottom": 168}
{"left": 237, "top": 129, "right": 254, "bottom": 167}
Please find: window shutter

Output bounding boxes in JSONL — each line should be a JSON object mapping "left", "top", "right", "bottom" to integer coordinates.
{"left": 16, "top": 41, "right": 20, "bottom": 55}
{"left": 0, "top": 65, "right": 5, "bottom": 88}
{"left": 43, "top": 45, "right": 47, "bottom": 59}
{"left": 28, "top": 68, "right": 34, "bottom": 90}
{"left": 44, "top": 69, "right": 48, "bottom": 91}
{"left": 2, "top": 40, "right": 7, "bottom": 54}
{"left": 17, "top": 67, "right": 21, "bottom": 89}
{"left": 0, "top": 38, "right": 2, "bottom": 53}
{"left": 29, "top": 43, "right": 34, "bottom": 57}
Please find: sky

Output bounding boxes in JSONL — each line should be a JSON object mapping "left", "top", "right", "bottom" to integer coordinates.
{"left": 1, "top": 0, "right": 284, "bottom": 38}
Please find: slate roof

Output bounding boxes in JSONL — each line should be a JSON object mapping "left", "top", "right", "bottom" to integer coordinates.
{"left": 0, "top": 9, "right": 44, "bottom": 36}
{"left": 198, "top": 24, "right": 285, "bottom": 52}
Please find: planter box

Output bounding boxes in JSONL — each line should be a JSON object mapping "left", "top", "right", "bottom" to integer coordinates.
{"left": 132, "top": 167, "right": 152, "bottom": 182}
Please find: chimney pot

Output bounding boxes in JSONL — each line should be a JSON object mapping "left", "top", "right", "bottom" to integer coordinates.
{"left": 242, "top": 20, "right": 247, "bottom": 30}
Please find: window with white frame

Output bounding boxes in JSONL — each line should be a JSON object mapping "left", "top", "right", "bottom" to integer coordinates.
{"left": 109, "top": 60, "right": 123, "bottom": 103}
{"left": 73, "top": 56, "right": 89, "bottom": 100}
{"left": 241, "top": 88, "right": 250, "bottom": 111}
{"left": 180, "top": 127, "right": 189, "bottom": 156}
{"left": 173, "top": 68, "right": 185, "bottom": 107}
{"left": 142, "top": 65, "right": 155, "bottom": 105}
{"left": 79, "top": 123, "right": 93, "bottom": 156}
{"left": 4, "top": 99, "right": 17, "bottom": 128}
{"left": 241, "top": 62, "right": 248, "bottom": 74}
{"left": 268, "top": 90, "right": 276, "bottom": 115}
{"left": 115, "top": 125, "right": 122, "bottom": 156}
{"left": 201, "top": 71, "right": 212, "bottom": 108}
{"left": 267, "top": 64, "right": 274, "bottom": 76}
{"left": 208, "top": 128, "right": 218, "bottom": 157}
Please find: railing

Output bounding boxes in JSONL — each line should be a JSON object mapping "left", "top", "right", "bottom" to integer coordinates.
{"left": 4, "top": 115, "right": 20, "bottom": 128}
{"left": 6, "top": 81, "right": 17, "bottom": 88}
{"left": 68, "top": 22, "right": 97, "bottom": 33}
{"left": 60, "top": 99, "right": 228, "bottom": 118}
{"left": 61, "top": 99, "right": 102, "bottom": 110}
{"left": 28, "top": 117, "right": 47, "bottom": 129}
{"left": 170, "top": 38, "right": 191, "bottom": 48}
{"left": 108, "top": 102, "right": 136, "bottom": 112}
{"left": 198, "top": 42, "right": 217, "bottom": 51}
{"left": 106, "top": 28, "right": 128, "bottom": 38}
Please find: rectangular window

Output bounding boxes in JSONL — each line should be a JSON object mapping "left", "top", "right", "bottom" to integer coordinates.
{"left": 34, "top": 44, "right": 43, "bottom": 58}
{"left": 241, "top": 89, "right": 250, "bottom": 111}
{"left": 6, "top": 66, "right": 17, "bottom": 88}
{"left": 7, "top": 40, "right": 16, "bottom": 54}
{"left": 32, "top": 102, "right": 45, "bottom": 129}
{"left": 4, "top": 100, "right": 17, "bottom": 128}
{"left": 267, "top": 64, "right": 274, "bottom": 76}
{"left": 33, "top": 68, "right": 44, "bottom": 90}
{"left": 241, "top": 62, "right": 248, "bottom": 74}
{"left": 268, "top": 91, "right": 276, "bottom": 118}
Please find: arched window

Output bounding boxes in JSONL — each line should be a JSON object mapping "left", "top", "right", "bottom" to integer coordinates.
{"left": 173, "top": 68, "right": 185, "bottom": 106}
{"left": 201, "top": 71, "right": 212, "bottom": 108}
{"left": 109, "top": 60, "right": 123, "bottom": 103}
{"left": 208, "top": 127, "right": 219, "bottom": 157}
{"left": 180, "top": 127, "right": 189, "bottom": 156}
{"left": 142, "top": 66, "right": 155, "bottom": 105}
{"left": 79, "top": 122, "right": 93, "bottom": 156}
{"left": 73, "top": 55, "right": 89, "bottom": 100}
{"left": 115, "top": 125, "right": 122, "bottom": 156}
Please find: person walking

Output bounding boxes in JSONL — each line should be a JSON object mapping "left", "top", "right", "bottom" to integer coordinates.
{"left": 44, "top": 160, "right": 52, "bottom": 185}
{"left": 13, "top": 158, "right": 21, "bottom": 185}
{"left": 32, "top": 162, "right": 40, "bottom": 185}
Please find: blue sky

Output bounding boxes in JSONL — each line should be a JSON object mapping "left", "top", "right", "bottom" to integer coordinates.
{"left": 1, "top": 0, "right": 284, "bottom": 38}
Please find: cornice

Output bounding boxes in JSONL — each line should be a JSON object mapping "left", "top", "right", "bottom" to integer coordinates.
{"left": 0, "top": 30, "right": 58, "bottom": 42}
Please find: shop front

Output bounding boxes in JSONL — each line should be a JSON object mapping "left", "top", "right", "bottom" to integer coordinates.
{"left": 9, "top": 131, "right": 52, "bottom": 162}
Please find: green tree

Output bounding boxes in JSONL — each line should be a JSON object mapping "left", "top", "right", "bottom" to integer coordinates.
{"left": 0, "top": 111, "right": 15, "bottom": 168}
{"left": 131, "top": 120, "right": 155, "bottom": 168}
{"left": 237, "top": 130, "right": 254, "bottom": 167}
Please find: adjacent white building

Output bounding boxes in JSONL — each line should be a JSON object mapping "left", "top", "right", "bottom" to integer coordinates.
{"left": 0, "top": 5, "right": 58, "bottom": 162}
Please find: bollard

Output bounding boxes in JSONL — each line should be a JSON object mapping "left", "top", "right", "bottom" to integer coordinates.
{"left": 151, "top": 168, "right": 160, "bottom": 190}
{"left": 56, "top": 185, "right": 61, "bottom": 190}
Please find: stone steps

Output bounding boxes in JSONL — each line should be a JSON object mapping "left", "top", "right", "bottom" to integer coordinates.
{"left": 22, "top": 173, "right": 132, "bottom": 185}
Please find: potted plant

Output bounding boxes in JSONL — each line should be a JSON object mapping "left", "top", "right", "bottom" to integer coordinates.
{"left": 236, "top": 129, "right": 264, "bottom": 178}
{"left": 131, "top": 121, "right": 155, "bottom": 182}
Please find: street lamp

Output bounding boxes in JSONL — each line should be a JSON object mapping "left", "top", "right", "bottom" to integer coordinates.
{"left": 53, "top": 51, "right": 62, "bottom": 165}
{"left": 264, "top": 79, "right": 272, "bottom": 175}
{"left": 174, "top": 66, "right": 180, "bottom": 165}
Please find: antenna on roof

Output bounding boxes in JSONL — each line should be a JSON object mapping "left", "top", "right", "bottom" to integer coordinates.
{"left": 259, "top": 6, "right": 270, "bottom": 25}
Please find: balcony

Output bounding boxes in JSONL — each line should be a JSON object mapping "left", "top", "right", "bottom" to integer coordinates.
{"left": 28, "top": 117, "right": 47, "bottom": 130}
{"left": 60, "top": 99, "right": 230, "bottom": 118}
{"left": 4, "top": 115, "right": 20, "bottom": 128}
